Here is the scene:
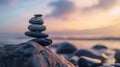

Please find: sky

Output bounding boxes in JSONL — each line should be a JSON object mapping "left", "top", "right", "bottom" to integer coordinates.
{"left": 0, "top": 0, "right": 120, "bottom": 37}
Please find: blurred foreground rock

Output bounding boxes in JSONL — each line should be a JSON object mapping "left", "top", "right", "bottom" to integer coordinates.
{"left": 0, "top": 41, "right": 75, "bottom": 67}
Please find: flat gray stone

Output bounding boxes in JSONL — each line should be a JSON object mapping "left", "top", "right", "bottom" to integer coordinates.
{"left": 34, "top": 14, "right": 42, "bottom": 17}
{"left": 29, "top": 17, "right": 44, "bottom": 25}
{"left": 28, "top": 25, "right": 46, "bottom": 32}
{"left": 25, "top": 31, "right": 48, "bottom": 38}
{"left": 32, "top": 38, "right": 52, "bottom": 46}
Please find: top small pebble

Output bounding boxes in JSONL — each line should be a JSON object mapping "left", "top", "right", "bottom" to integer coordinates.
{"left": 34, "top": 14, "right": 42, "bottom": 17}
{"left": 29, "top": 14, "right": 44, "bottom": 25}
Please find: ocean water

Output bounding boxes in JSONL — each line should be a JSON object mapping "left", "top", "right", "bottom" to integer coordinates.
{"left": 0, "top": 34, "right": 120, "bottom": 49}
{"left": 53, "top": 40, "right": 120, "bottom": 49}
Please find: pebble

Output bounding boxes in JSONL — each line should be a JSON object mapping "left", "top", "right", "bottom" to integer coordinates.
{"left": 28, "top": 25, "right": 46, "bottom": 32}
{"left": 29, "top": 16, "right": 44, "bottom": 25}
{"left": 25, "top": 31, "right": 48, "bottom": 38}
{"left": 77, "top": 57, "right": 102, "bottom": 67}
{"left": 92, "top": 44, "right": 108, "bottom": 50}
{"left": 32, "top": 38, "right": 52, "bottom": 46}
{"left": 56, "top": 42, "right": 77, "bottom": 54}
{"left": 73, "top": 49, "right": 107, "bottom": 63}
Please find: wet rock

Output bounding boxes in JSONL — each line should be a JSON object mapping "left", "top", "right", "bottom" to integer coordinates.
{"left": 77, "top": 57, "right": 102, "bottom": 67}
{"left": 72, "top": 49, "right": 107, "bottom": 63}
{"left": 0, "top": 41, "right": 75, "bottom": 67}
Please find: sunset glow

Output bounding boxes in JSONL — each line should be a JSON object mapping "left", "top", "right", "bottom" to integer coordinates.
{"left": 0, "top": 0, "right": 120, "bottom": 37}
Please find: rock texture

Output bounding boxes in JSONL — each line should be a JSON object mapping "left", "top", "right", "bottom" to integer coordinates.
{"left": 0, "top": 41, "right": 75, "bottom": 67}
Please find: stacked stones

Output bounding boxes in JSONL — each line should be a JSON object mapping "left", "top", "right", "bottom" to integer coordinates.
{"left": 25, "top": 14, "right": 52, "bottom": 46}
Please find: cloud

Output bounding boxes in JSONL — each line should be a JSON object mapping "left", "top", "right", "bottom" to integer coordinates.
{"left": 83, "top": 0, "right": 117, "bottom": 11}
{"left": 0, "top": 0, "right": 18, "bottom": 6}
{"left": 46, "top": 0, "right": 118, "bottom": 19}
{"left": 45, "top": 0, "right": 76, "bottom": 19}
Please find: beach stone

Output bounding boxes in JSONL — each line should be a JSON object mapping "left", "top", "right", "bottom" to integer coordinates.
{"left": 114, "top": 50, "right": 120, "bottom": 63}
{"left": 0, "top": 42, "right": 75, "bottom": 67}
{"left": 25, "top": 31, "right": 48, "bottom": 38}
{"left": 32, "top": 38, "right": 52, "bottom": 46}
{"left": 77, "top": 57, "right": 102, "bottom": 67}
{"left": 28, "top": 25, "right": 46, "bottom": 32}
{"left": 34, "top": 14, "right": 42, "bottom": 17}
{"left": 92, "top": 44, "right": 108, "bottom": 50}
{"left": 56, "top": 42, "right": 77, "bottom": 54}
{"left": 29, "top": 15, "right": 44, "bottom": 25}
{"left": 73, "top": 49, "right": 107, "bottom": 63}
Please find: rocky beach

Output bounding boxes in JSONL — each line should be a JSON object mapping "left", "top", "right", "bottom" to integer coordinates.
{"left": 0, "top": 14, "right": 120, "bottom": 67}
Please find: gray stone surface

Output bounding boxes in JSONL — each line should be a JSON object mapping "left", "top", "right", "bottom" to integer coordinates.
{"left": 29, "top": 16, "right": 44, "bottom": 25}
{"left": 28, "top": 25, "right": 46, "bottom": 32}
{"left": 32, "top": 38, "right": 52, "bottom": 46}
{"left": 25, "top": 31, "right": 48, "bottom": 38}
{"left": 0, "top": 41, "right": 75, "bottom": 67}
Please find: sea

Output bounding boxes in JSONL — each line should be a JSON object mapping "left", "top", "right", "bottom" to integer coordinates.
{"left": 0, "top": 33, "right": 120, "bottom": 49}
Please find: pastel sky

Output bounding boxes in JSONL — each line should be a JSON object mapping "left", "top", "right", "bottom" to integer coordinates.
{"left": 0, "top": 0, "right": 120, "bottom": 37}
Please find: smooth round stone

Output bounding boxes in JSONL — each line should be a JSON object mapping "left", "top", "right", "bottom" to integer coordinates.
{"left": 28, "top": 25, "right": 46, "bottom": 32}
{"left": 32, "top": 38, "right": 52, "bottom": 46}
{"left": 77, "top": 57, "right": 102, "bottom": 67}
{"left": 56, "top": 42, "right": 77, "bottom": 54}
{"left": 73, "top": 49, "right": 107, "bottom": 63}
{"left": 29, "top": 17, "right": 44, "bottom": 24}
{"left": 92, "top": 44, "right": 108, "bottom": 50}
{"left": 25, "top": 31, "right": 48, "bottom": 38}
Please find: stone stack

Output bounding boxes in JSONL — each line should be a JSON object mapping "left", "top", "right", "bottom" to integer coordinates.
{"left": 25, "top": 14, "right": 52, "bottom": 46}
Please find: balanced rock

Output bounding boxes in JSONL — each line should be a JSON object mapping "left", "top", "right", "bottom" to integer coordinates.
{"left": 32, "top": 38, "right": 52, "bottom": 46}
{"left": 25, "top": 31, "right": 48, "bottom": 38}
{"left": 25, "top": 14, "right": 52, "bottom": 46}
{"left": 28, "top": 25, "right": 46, "bottom": 32}
{"left": 29, "top": 14, "right": 44, "bottom": 25}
